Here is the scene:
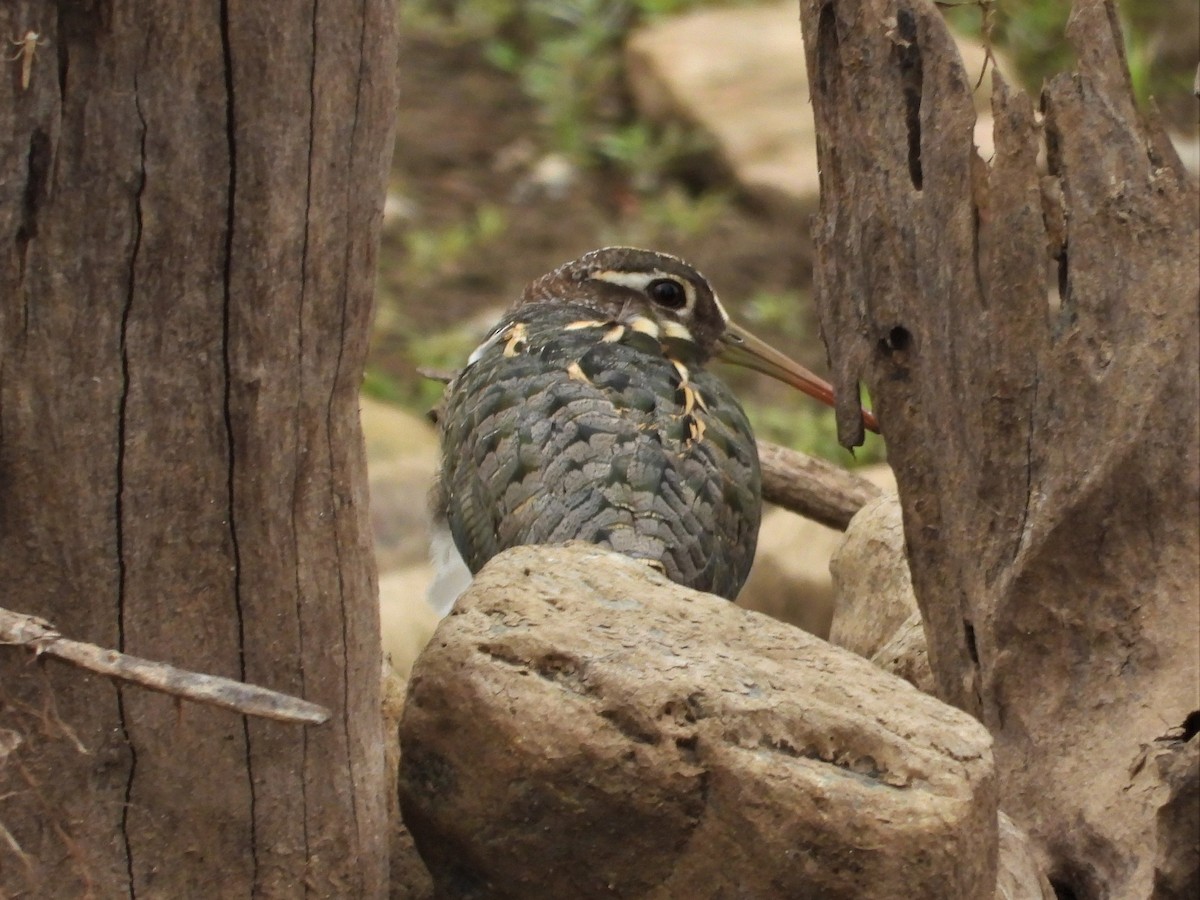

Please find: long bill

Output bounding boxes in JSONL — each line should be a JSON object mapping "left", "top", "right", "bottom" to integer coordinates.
{"left": 717, "top": 321, "right": 879, "bottom": 434}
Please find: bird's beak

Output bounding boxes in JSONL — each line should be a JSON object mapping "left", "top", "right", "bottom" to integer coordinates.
{"left": 717, "top": 321, "right": 879, "bottom": 434}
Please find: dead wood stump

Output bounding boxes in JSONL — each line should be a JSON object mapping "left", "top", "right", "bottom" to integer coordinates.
{"left": 799, "top": 0, "right": 1199, "bottom": 896}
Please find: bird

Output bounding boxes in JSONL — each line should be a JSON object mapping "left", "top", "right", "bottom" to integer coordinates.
{"left": 428, "top": 247, "right": 877, "bottom": 610}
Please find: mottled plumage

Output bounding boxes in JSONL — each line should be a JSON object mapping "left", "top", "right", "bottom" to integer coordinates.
{"left": 432, "top": 247, "right": 874, "bottom": 605}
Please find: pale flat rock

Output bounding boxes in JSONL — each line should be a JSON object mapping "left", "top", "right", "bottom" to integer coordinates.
{"left": 736, "top": 504, "right": 843, "bottom": 635}
{"left": 400, "top": 543, "right": 997, "bottom": 899}
{"left": 380, "top": 567, "right": 440, "bottom": 678}
{"left": 626, "top": 2, "right": 1011, "bottom": 204}
{"left": 361, "top": 396, "right": 440, "bottom": 572}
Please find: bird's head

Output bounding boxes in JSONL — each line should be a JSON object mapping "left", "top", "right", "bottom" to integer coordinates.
{"left": 519, "top": 246, "right": 879, "bottom": 433}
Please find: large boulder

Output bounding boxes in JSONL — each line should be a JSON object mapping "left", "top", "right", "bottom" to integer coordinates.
{"left": 399, "top": 544, "right": 997, "bottom": 899}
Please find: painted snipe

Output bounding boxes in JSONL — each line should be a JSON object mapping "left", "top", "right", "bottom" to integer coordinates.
{"left": 431, "top": 247, "right": 877, "bottom": 607}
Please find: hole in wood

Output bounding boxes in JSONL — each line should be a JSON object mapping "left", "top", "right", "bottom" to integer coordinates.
{"left": 964, "top": 619, "right": 979, "bottom": 665}
{"left": 878, "top": 326, "right": 912, "bottom": 355}
{"left": 1179, "top": 709, "right": 1200, "bottom": 742}
{"left": 1046, "top": 259, "right": 1062, "bottom": 317}
{"left": 1054, "top": 244, "right": 1072, "bottom": 328}
{"left": 893, "top": 7, "right": 923, "bottom": 191}
{"left": 816, "top": 2, "right": 839, "bottom": 98}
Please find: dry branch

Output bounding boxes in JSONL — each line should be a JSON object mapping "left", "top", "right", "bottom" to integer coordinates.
{"left": 757, "top": 439, "right": 882, "bottom": 530}
{"left": 0, "top": 607, "right": 330, "bottom": 726}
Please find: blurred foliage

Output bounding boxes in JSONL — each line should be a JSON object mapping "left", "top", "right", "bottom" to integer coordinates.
{"left": 596, "top": 186, "right": 732, "bottom": 246}
{"left": 383, "top": 0, "right": 1192, "bottom": 464}
{"left": 596, "top": 122, "right": 716, "bottom": 192}
{"left": 365, "top": 319, "right": 483, "bottom": 413}
{"left": 742, "top": 289, "right": 808, "bottom": 335}
{"left": 941, "top": 0, "right": 1198, "bottom": 128}
{"left": 741, "top": 399, "right": 887, "bottom": 468}
{"left": 401, "top": 203, "right": 507, "bottom": 282}
{"left": 399, "top": 0, "right": 736, "bottom": 180}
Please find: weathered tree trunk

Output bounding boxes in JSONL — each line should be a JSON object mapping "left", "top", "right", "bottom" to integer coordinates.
{"left": 0, "top": 3, "right": 396, "bottom": 895}
{"left": 800, "top": 0, "right": 1199, "bottom": 896}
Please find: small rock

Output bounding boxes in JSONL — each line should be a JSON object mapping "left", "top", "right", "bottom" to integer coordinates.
{"left": 997, "top": 811, "right": 1057, "bottom": 900}
{"left": 829, "top": 491, "right": 918, "bottom": 659}
{"left": 871, "top": 609, "right": 935, "bottom": 694}
{"left": 740, "top": 463, "right": 896, "bottom": 637}
{"left": 383, "top": 191, "right": 417, "bottom": 224}
{"left": 512, "top": 153, "right": 579, "bottom": 203}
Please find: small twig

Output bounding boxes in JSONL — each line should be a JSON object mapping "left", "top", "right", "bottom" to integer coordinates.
{"left": 0, "top": 608, "right": 330, "bottom": 725}
{"left": 757, "top": 441, "right": 883, "bottom": 531}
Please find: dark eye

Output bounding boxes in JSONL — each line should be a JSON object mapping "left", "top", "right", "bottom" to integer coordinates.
{"left": 647, "top": 278, "right": 687, "bottom": 310}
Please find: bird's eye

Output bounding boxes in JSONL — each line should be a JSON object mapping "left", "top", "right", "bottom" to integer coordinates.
{"left": 647, "top": 278, "right": 687, "bottom": 310}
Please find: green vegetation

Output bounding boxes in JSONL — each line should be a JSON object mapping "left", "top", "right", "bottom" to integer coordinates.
{"left": 742, "top": 400, "right": 887, "bottom": 468}
{"left": 742, "top": 289, "right": 808, "bottom": 336}
{"left": 942, "top": 0, "right": 1197, "bottom": 124}
{"left": 401, "top": 203, "right": 507, "bottom": 283}
{"left": 380, "top": 0, "right": 1191, "bottom": 465}
{"left": 399, "top": 0, "right": 725, "bottom": 179}
{"left": 595, "top": 186, "right": 732, "bottom": 247}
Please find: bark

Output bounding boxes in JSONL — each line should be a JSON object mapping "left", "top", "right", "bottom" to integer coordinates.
{"left": 0, "top": 3, "right": 396, "bottom": 896}
{"left": 799, "top": 0, "right": 1199, "bottom": 897}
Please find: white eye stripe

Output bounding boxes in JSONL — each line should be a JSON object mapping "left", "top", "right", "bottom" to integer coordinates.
{"left": 591, "top": 269, "right": 697, "bottom": 313}
{"left": 711, "top": 293, "right": 730, "bottom": 326}
{"left": 590, "top": 269, "right": 659, "bottom": 291}
{"left": 661, "top": 320, "right": 693, "bottom": 341}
